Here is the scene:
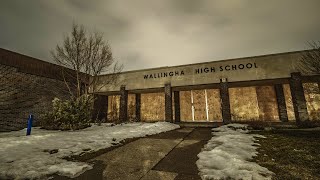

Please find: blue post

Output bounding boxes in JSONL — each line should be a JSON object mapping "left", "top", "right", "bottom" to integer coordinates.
{"left": 26, "top": 114, "right": 33, "bottom": 136}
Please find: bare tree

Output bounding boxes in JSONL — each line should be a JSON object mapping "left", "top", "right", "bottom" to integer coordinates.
{"left": 51, "top": 23, "right": 122, "bottom": 99}
{"left": 298, "top": 41, "right": 320, "bottom": 75}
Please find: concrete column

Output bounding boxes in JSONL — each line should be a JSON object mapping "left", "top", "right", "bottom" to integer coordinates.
{"left": 135, "top": 93, "right": 141, "bottom": 122}
{"left": 119, "top": 85, "right": 128, "bottom": 123}
{"left": 93, "top": 94, "right": 108, "bottom": 122}
{"left": 164, "top": 83, "right": 173, "bottom": 122}
{"left": 219, "top": 79, "right": 231, "bottom": 124}
{"left": 174, "top": 91, "right": 181, "bottom": 122}
{"left": 274, "top": 84, "right": 288, "bottom": 122}
{"left": 289, "top": 72, "right": 309, "bottom": 123}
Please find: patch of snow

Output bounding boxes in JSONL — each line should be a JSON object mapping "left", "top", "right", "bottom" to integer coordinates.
{"left": 0, "top": 122, "right": 179, "bottom": 179}
{"left": 196, "top": 124, "right": 274, "bottom": 180}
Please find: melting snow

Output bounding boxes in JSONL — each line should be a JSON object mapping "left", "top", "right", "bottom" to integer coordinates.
{"left": 196, "top": 124, "right": 274, "bottom": 180}
{"left": 0, "top": 122, "right": 179, "bottom": 179}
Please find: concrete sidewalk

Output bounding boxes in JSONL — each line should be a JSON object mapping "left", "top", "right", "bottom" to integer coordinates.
{"left": 57, "top": 127, "right": 212, "bottom": 180}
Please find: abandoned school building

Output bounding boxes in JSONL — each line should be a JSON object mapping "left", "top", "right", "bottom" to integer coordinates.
{"left": 0, "top": 48, "right": 320, "bottom": 131}
{"left": 94, "top": 50, "right": 320, "bottom": 125}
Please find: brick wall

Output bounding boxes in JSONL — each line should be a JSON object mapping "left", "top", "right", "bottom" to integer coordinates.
{"left": 0, "top": 49, "right": 70, "bottom": 132}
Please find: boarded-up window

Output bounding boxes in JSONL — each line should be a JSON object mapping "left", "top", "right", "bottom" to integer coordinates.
{"left": 127, "top": 94, "right": 136, "bottom": 121}
{"left": 256, "top": 86, "right": 280, "bottom": 121}
{"left": 303, "top": 83, "right": 320, "bottom": 121}
{"left": 283, "top": 84, "right": 295, "bottom": 121}
{"left": 229, "top": 87, "right": 260, "bottom": 121}
{"left": 107, "top": 95, "right": 120, "bottom": 122}
{"left": 207, "top": 89, "right": 222, "bottom": 122}
{"left": 192, "top": 90, "right": 207, "bottom": 121}
{"left": 141, "top": 92, "right": 165, "bottom": 122}
{"left": 179, "top": 89, "right": 222, "bottom": 122}
{"left": 180, "top": 91, "right": 192, "bottom": 121}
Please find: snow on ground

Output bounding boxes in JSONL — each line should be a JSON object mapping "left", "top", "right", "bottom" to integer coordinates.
{"left": 0, "top": 122, "right": 179, "bottom": 179}
{"left": 196, "top": 124, "right": 274, "bottom": 180}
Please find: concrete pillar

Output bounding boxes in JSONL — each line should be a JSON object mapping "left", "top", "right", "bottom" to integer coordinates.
{"left": 289, "top": 72, "right": 309, "bottom": 123}
{"left": 119, "top": 85, "right": 128, "bottom": 123}
{"left": 274, "top": 84, "right": 288, "bottom": 122}
{"left": 174, "top": 91, "right": 181, "bottom": 122}
{"left": 164, "top": 83, "right": 173, "bottom": 122}
{"left": 219, "top": 79, "right": 231, "bottom": 124}
{"left": 135, "top": 93, "right": 141, "bottom": 122}
{"left": 93, "top": 94, "right": 108, "bottom": 122}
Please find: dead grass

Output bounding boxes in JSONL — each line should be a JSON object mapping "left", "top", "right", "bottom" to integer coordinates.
{"left": 253, "top": 129, "right": 320, "bottom": 179}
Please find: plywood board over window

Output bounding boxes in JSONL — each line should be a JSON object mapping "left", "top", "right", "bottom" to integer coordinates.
{"left": 283, "top": 84, "right": 295, "bottom": 121}
{"left": 141, "top": 92, "right": 165, "bottom": 122}
{"left": 256, "top": 86, "right": 280, "bottom": 121}
{"left": 107, "top": 95, "right": 120, "bottom": 122}
{"left": 207, "top": 89, "right": 223, "bottom": 122}
{"left": 127, "top": 94, "right": 136, "bottom": 121}
{"left": 179, "top": 89, "right": 222, "bottom": 122}
{"left": 180, "top": 91, "right": 192, "bottom": 121}
{"left": 303, "top": 83, "right": 320, "bottom": 121}
{"left": 229, "top": 87, "right": 260, "bottom": 121}
{"left": 192, "top": 90, "right": 207, "bottom": 121}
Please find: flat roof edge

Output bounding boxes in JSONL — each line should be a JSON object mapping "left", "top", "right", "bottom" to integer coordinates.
{"left": 100, "top": 49, "right": 311, "bottom": 76}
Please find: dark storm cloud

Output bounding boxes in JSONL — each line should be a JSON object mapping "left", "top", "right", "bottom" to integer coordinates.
{"left": 0, "top": 0, "right": 320, "bottom": 71}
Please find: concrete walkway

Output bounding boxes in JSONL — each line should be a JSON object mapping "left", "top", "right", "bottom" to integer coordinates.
{"left": 57, "top": 127, "right": 212, "bottom": 180}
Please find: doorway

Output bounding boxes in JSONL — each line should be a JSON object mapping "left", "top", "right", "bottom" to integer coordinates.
{"left": 180, "top": 89, "right": 222, "bottom": 122}
{"left": 191, "top": 90, "right": 209, "bottom": 121}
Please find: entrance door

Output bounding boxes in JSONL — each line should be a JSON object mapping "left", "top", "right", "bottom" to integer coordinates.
{"left": 191, "top": 90, "right": 209, "bottom": 121}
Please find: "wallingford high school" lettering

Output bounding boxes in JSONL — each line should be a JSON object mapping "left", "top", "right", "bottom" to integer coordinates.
{"left": 144, "top": 71, "right": 185, "bottom": 79}
{"left": 143, "top": 62, "right": 258, "bottom": 79}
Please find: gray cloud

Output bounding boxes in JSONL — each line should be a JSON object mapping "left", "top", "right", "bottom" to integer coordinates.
{"left": 0, "top": 0, "right": 320, "bottom": 71}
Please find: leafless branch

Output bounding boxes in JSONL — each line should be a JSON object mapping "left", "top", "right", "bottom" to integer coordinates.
{"left": 298, "top": 41, "right": 320, "bottom": 75}
{"left": 51, "top": 23, "right": 123, "bottom": 98}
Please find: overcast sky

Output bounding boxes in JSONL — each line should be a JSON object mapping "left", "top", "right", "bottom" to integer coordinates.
{"left": 1, "top": 0, "right": 320, "bottom": 71}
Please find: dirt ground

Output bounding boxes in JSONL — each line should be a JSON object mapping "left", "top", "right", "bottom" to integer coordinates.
{"left": 253, "top": 128, "right": 320, "bottom": 180}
